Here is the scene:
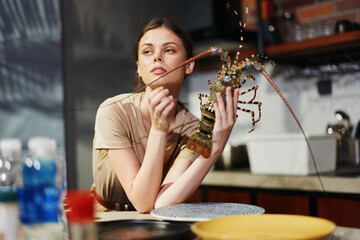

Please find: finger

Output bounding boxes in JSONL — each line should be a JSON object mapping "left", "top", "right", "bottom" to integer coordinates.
{"left": 225, "top": 87, "right": 233, "bottom": 121}
{"left": 154, "top": 95, "right": 173, "bottom": 115}
{"left": 148, "top": 88, "right": 164, "bottom": 108}
{"left": 148, "top": 86, "right": 164, "bottom": 100}
{"left": 213, "top": 102, "right": 222, "bottom": 126}
{"left": 233, "top": 88, "right": 239, "bottom": 121}
{"left": 216, "top": 92, "right": 226, "bottom": 113}
{"left": 216, "top": 92, "right": 226, "bottom": 123}
{"left": 149, "top": 88, "right": 169, "bottom": 108}
{"left": 161, "top": 99, "right": 175, "bottom": 117}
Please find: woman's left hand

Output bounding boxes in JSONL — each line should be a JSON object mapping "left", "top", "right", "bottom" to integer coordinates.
{"left": 211, "top": 87, "right": 239, "bottom": 157}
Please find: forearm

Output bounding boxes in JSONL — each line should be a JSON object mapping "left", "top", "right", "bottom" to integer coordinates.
{"left": 154, "top": 154, "right": 217, "bottom": 208}
{"left": 130, "top": 129, "right": 167, "bottom": 212}
{"left": 154, "top": 88, "right": 238, "bottom": 209}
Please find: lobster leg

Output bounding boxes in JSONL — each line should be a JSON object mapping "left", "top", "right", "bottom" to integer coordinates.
{"left": 239, "top": 85, "right": 259, "bottom": 102}
{"left": 197, "top": 93, "right": 209, "bottom": 112}
{"left": 207, "top": 79, "right": 212, "bottom": 90}
{"left": 238, "top": 74, "right": 256, "bottom": 88}
{"left": 237, "top": 100, "right": 262, "bottom": 133}
{"left": 237, "top": 107, "right": 256, "bottom": 133}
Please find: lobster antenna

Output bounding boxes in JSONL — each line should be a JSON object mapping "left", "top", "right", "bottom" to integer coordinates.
{"left": 226, "top": 1, "right": 275, "bottom": 66}
{"left": 249, "top": 54, "right": 276, "bottom": 67}
{"left": 226, "top": 1, "right": 248, "bottom": 62}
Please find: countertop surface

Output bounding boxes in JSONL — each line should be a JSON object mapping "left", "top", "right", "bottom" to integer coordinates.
{"left": 95, "top": 211, "right": 360, "bottom": 240}
{"left": 202, "top": 169, "right": 360, "bottom": 194}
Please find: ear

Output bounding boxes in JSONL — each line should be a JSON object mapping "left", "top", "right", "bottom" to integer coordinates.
{"left": 185, "top": 60, "right": 195, "bottom": 74}
{"left": 136, "top": 61, "right": 141, "bottom": 76}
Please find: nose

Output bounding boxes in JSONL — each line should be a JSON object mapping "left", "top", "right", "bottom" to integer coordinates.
{"left": 153, "top": 54, "right": 164, "bottom": 63}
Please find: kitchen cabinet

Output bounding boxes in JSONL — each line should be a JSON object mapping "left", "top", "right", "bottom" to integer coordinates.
{"left": 206, "top": 188, "right": 251, "bottom": 204}
{"left": 188, "top": 188, "right": 309, "bottom": 215}
{"left": 188, "top": 186, "right": 360, "bottom": 228}
{"left": 317, "top": 197, "right": 360, "bottom": 229}
{"left": 187, "top": 168, "right": 360, "bottom": 229}
{"left": 188, "top": 187, "right": 313, "bottom": 216}
{"left": 256, "top": 192, "right": 310, "bottom": 215}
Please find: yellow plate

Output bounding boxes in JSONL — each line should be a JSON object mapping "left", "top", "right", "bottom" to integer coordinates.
{"left": 191, "top": 214, "right": 336, "bottom": 240}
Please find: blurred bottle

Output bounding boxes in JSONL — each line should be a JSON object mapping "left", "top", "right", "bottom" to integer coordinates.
{"left": 0, "top": 187, "right": 20, "bottom": 240}
{"left": 0, "top": 138, "right": 22, "bottom": 240}
{"left": 58, "top": 151, "right": 69, "bottom": 240}
{"left": 0, "top": 138, "right": 23, "bottom": 188}
{"left": 66, "top": 190, "right": 97, "bottom": 240}
{"left": 281, "top": 11, "right": 295, "bottom": 42}
{"left": 261, "top": 0, "right": 281, "bottom": 45}
{"left": 18, "top": 136, "right": 67, "bottom": 240}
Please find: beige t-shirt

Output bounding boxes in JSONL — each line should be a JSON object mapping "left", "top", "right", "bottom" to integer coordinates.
{"left": 92, "top": 92, "right": 199, "bottom": 205}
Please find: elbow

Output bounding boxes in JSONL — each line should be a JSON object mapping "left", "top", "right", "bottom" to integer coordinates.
{"left": 154, "top": 202, "right": 162, "bottom": 210}
{"left": 136, "top": 206, "right": 154, "bottom": 214}
{"left": 132, "top": 201, "right": 155, "bottom": 214}
{"left": 154, "top": 199, "right": 169, "bottom": 209}
{"left": 154, "top": 196, "right": 165, "bottom": 209}
{"left": 154, "top": 198, "right": 181, "bottom": 210}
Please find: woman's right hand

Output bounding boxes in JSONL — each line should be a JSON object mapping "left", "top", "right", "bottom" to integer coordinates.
{"left": 147, "top": 87, "right": 175, "bottom": 131}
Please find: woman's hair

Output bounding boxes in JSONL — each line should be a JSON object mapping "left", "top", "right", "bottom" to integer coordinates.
{"left": 134, "top": 17, "right": 194, "bottom": 91}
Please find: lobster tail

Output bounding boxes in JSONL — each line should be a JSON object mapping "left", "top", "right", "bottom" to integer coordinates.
{"left": 186, "top": 104, "right": 216, "bottom": 158}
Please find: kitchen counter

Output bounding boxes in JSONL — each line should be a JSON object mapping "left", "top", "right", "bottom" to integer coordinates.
{"left": 95, "top": 211, "right": 360, "bottom": 240}
{"left": 95, "top": 211, "right": 155, "bottom": 222}
{"left": 195, "top": 169, "right": 360, "bottom": 229}
{"left": 202, "top": 170, "right": 360, "bottom": 194}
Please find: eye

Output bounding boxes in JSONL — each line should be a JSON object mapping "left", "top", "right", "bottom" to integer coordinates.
{"left": 165, "top": 48, "right": 175, "bottom": 54}
{"left": 142, "top": 49, "right": 153, "bottom": 56}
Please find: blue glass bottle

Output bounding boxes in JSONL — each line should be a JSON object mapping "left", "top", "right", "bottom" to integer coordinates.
{"left": 18, "top": 137, "right": 63, "bottom": 240}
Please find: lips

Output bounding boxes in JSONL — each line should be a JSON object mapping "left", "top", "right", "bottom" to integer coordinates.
{"left": 151, "top": 66, "right": 167, "bottom": 75}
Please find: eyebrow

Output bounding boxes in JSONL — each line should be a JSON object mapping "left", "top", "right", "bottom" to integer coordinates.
{"left": 140, "top": 42, "right": 179, "bottom": 48}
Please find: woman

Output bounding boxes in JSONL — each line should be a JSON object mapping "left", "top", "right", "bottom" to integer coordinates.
{"left": 92, "top": 17, "right": 239, "bottom": 213}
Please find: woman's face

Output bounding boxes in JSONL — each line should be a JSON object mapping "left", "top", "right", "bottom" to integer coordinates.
{"left": 137, "top": 27, "right": 194, "bottom": 89}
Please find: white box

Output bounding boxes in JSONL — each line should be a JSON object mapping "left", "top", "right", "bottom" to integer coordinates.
{"left": 246, "top": 134, "right": 337, "bottom": 175}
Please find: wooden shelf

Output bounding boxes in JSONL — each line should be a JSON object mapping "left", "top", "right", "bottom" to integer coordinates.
{"left": 263, "top": 30, "right": 360, "bottom": 64}
{"left": 194, "top": 30, "right": 360, "bottom": 69}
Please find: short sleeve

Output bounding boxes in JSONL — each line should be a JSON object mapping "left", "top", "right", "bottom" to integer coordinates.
{"left": 93, "top": 99, "right": 132, "bottom": 150}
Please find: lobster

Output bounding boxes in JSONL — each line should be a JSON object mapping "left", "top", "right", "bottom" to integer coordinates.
{"left": 183, "top": 46, "right": 315, "bottom": 169}
{"left": 186, "top": 49, "right": 264, "bottom": 158}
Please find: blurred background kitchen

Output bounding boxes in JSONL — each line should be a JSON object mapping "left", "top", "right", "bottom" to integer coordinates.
{"left": 1, "top": 0, "right": 360, "bottom": 227}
